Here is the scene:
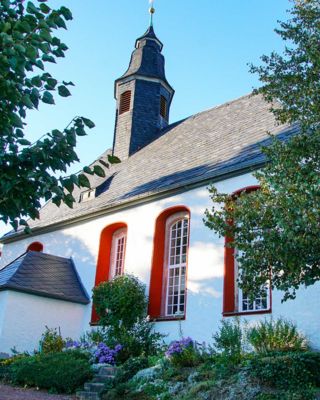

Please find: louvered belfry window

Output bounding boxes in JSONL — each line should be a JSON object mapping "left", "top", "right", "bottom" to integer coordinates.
{"left": 160, "top": 95, "right": 167, "bottom": 119}
{"left": 119, "top": 90, "right": 131, "bottom": 115}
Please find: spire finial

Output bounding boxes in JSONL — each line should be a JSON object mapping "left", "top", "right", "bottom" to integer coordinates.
{"left": 149, "top": 0, "right": 155, "bottom": 27}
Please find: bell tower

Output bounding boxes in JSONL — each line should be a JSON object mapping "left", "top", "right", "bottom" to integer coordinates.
{"left": 112, "top": 5, "right": 174, "bottom": 160}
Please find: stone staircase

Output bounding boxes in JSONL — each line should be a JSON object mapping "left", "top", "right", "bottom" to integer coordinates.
{"left": 76, "top": 365, "right": 117, "bottom": 400}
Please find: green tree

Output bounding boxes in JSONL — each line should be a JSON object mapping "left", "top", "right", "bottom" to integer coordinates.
{"left": 204, "top": 0, "right": 320, "bottom": 301}
{"left": 0, "top": 0, "right": 117, "bottom": 232}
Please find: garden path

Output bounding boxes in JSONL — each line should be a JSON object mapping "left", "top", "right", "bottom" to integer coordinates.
{"left": 0, "top": 384, "right": 77, "bottom": 400}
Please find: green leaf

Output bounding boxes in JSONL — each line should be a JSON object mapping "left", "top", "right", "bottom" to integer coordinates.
{"left": 31, "top": 76, "right": 42, "bottom": 87}
{"left": 62, "top": 178, "right": 74, "bottom": 193}
{"left": 93, "top": 165, "right": 106, "bottom": 177}
{"left": 83, "top": 166, "right": 94, "bottom": 175}
{"left": 18, "top": 139, "right": 31, "bottom": 146}
{"left": 42, "top": 54, "right": 56, "bottom": 63}
{"left": 78, "top": 174, "right": 91, "bottom": 188}
{"left": 26, "top": 2, "right": 38, "bottom": 14}
{"left": 59, "top": 6, "right": 73, "bottom": 21}
{"left": 46, "top": 78, "right": 58, "bottom": 89}
{"left": 39, "top": 29, "right": 52, "bottom": 43}
{"left": 42, "top": 91, "right": 55, "bottom": 104}
{"left": 39, "top": 3, "right": 51, "bottom": 14}
{"left": 82, "top": 117, "right": 95, "bottom": 129}
{"left": 108, "top": 155, "right": 121, "bottom": 164}
{"left": 58, "top": 85, "right": 71, "bottom": 97}
{"left": 22, "top": 95, "right": 34, "bottom": 109}
{"left": 75, "top": 127, "right": 86, "bottom": 137}
{"left": 11, "top": 114, "right": 23, "bottom": 128}
{"left": 54, "top": 16, "right": 67, "bottom": 29}
{"left": 26, "top": 45, "right": 38, "bottom": 60}
{"left": 62, "top": 81, "right": 75, "bottom": 86}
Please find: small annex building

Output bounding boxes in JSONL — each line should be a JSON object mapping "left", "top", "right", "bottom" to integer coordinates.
{"left": 0, "top": 20, "right": 319, "bottom": 354}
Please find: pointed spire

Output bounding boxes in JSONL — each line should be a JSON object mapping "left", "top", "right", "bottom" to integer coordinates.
{"left": 149, "top": 0, "right": 155, "bottom": 27}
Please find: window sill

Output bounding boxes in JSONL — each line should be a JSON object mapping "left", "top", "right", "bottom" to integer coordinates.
{"left": 223, "top": 309, "right": 271, "bottom": 317}
{"left": 150, "top": 315, "right": 185, "bottom": 322}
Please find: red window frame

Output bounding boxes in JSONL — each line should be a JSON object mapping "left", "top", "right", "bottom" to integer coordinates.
{"left": 91, "top": 222, "right": 127, "bottom": 324}
{"left": 27, "top": 242, "right": 43, "bottom": 252}
{"left": 148, "top": 206, "right": 190, "bottom": 321}
{"left": 223, "top": 185, "right": 272, "bottom": 317}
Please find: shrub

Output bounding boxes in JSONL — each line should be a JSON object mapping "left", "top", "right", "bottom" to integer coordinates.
{"left": 247, "top": 318, "right": 308, "bottom": 354}
{"left": 114, "top": 356, "right": 149, "bottom": 384}
{"left": 10, "top": 351, "right": 92, "bottom": 393}
{"left": 39, "top": 327, "right": 65, "bottom": 354}
{"left": 247, "top": 351, "right": 320, "bottom": 390}
{"left": 212, "top": 318, "right": 243, "bottom": 364}
{"left": 92, "top": 274, "right": 148, "bottom": 331}
{"left": 103, "top": 317, "right": 165, "bottom": 363}
{"left": 166, "top": 337, "right": 201, "bottom": 367}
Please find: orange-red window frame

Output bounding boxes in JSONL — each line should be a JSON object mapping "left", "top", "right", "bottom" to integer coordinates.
{"left": 223, "top": 185, "right": 272, "bottom": 316}
{"left": 148, "top": 206, "right": 190, "bottom": 321}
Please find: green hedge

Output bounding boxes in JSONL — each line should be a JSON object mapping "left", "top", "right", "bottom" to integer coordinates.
{"left": 10, "top": 350, "right": 93, "bottom": 393}
{"left": 247, "top": 351, "right": 320, "bottom": 390}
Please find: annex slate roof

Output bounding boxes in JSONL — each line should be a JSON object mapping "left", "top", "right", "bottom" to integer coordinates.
{"left": 3, "top": 93, "right": 298, "bottom": 239}
{"left": 0, "top": 251, "right": 90, "bottom": 304}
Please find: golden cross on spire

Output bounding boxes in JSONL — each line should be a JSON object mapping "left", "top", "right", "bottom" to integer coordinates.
{"left": 149, "top": 0, "right": 155, "bottom": 26}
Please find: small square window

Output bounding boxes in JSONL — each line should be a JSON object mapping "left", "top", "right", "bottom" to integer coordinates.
{"left": 80, "top": 189, "right": 95, "bottom": 202}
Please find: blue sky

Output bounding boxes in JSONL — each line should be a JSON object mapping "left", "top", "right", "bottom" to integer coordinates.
{"left": 2, "top": 0, "right": 293, "bottom": 236}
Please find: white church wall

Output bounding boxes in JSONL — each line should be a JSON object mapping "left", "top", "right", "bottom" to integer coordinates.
{"left": 0, "top": 291, "right": 8, "bottom": 344}
{"left": 0, "top": 290, "right": 86, "bottom": 354}
{"left": 1, "top": 171, "right": 320, "bottom": 349}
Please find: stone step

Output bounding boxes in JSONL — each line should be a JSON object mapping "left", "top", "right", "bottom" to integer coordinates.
{"left": 76, "top": 390, "right": 100, "bottom": 400}
{"left": 92, "top": 374, "right": 115, "bottom": 383}
{"left": 99, "top": 366, "right": 117, "bottom": 375}
{"left": 84, "top": 382, "right": 105, "bottom": 393}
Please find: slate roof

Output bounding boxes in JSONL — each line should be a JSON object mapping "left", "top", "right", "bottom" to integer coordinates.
{"left": 2, "top": 93, "right": 298, "bottom": 240}
{"left": 0, "top": 251, "right": 90, "bottom": 304}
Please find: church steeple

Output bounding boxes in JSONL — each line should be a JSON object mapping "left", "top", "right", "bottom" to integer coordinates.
{"left": 112, "top": 9, "right": 174, "bottom": 160}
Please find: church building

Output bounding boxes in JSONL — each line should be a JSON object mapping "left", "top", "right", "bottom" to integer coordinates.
{"left": 0, "top": 11, "right": 319, "bottom": 354}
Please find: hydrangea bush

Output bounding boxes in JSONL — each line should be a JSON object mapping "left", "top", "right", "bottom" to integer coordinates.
{"left": 64, "top": 340, "right": 122, "bottom": 365}
{"left": 166, "top": 337, "right": 201, "bottom": 367}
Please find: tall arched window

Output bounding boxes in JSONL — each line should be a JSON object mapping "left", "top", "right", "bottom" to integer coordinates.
{"left": 92, "top": 222, "right": 127, "bottom": 323}
{"left": 109, "top": 227, "right": 127, "bottom": 279}
{"left": 27, "top": 242, "right": 43, "bottom": 252}
{"left": 149, "top": 206, "right": 190, "bottom": 320}
{"left": 224, "top": 186, "right": 271, "bottom": 316}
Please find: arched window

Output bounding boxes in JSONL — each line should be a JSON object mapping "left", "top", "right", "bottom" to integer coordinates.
{"left": 27, "top": 242, "right": 43, "bottom": 252}
{"left": 109, "top": 228, "right": 127, "bottom": 279}
{"left": 92, "top": 222, "right": 127, "bottom": 323}
{"left": 224, "top": 186, "right": 271, "bottom": 316}
{"left": 119, "top": 91, "right": 131, "bottom": 115}
{"left": 149, "top": 206, "right": 190, "bottom": 320}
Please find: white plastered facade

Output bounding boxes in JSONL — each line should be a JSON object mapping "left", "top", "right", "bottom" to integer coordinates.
{"left": 0, "top": 172, "right": 319, "bottom": 353}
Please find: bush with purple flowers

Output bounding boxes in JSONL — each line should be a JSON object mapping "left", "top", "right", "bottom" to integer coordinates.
{"left": 94, "top": 343, "right": 123, "bottom": 365}
{"left": 166, "top": 337, "right": 201, "bottom": 367}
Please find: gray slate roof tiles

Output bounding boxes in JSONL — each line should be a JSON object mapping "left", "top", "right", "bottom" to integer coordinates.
{"left": 0, "top": 251, "right": 90, "bottom": 304}
{"left": 3, "top": 94, "right": 298, "bottom": 238}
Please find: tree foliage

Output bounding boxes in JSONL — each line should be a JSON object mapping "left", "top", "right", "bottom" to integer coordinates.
{"left": 204, "top": 0, "right": 320, "bottom": 301}
{"left": 0, "top": 0, "right": 118, "bottom": 232}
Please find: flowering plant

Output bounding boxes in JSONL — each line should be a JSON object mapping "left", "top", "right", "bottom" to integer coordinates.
{"left": 94, "top": 343, "right": 123, "bottom": 365}
{"left": 64, "top": 339, "right": 122, "bottom": 365}
{"left": 166, "top": 337, "right": 194, "bottom": 357}
{"left": 166, "top": 337, "right": 201, "bottom": 367}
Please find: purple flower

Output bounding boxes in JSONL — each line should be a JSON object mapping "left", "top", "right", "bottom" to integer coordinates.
{"left": 94, "top": 343, "right": 123, "bottom": 365}
{"left": 166, "top": 337, "right": 194, "bottom": 357}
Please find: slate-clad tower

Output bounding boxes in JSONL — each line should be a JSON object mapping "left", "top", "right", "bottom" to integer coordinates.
{"left": 112, "top": 24, "right": 174, "bottom": 160}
